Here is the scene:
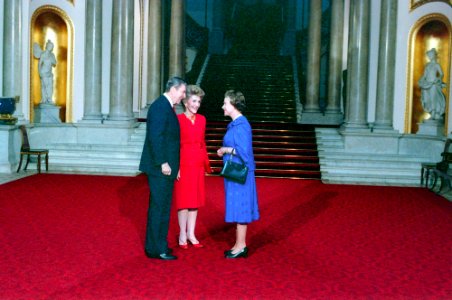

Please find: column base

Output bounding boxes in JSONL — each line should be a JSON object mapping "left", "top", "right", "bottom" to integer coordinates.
{"left": 139, "top": 105, "right": 150, "bottom": 119}
{"left": 103, "top": 117, "right": 136, "bottom": 126}
{"left": 299, "top": 111, "right": 343, "bottom": 125}
{"left": 340, "top": 121, "right": 369, "bottom": 132}
{"left": 81, "top": 114, "right": 103, "bottom": 124}
{"left": 371, "top": 123, "right": 398, "bottom": 134}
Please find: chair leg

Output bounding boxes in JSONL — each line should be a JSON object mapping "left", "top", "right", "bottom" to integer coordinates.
{"left": 438, "top": 177, "right": 445, "bottom": 194}
{"left": 425, "top": 169, "right": 430, "bottom": 188}
{"left": 17, "top": 154, "right": 23, "bottom": 173}
{"left": 37, "top": 154, "right": 41, "bottom": 173}
{"left": 427, "top": 172, "right": 438, "bottom": 192}
{"left": 45, "top": 153, "right": 49, "bottom": 172}
{"left": 421, "top": 167, "right": 425, "bottom": 186}
{"left": 24, "top": 155, "right": 30, "bottom": 170}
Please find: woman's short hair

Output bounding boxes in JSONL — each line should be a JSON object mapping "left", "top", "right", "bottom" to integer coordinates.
{"left": 224, "top": 90, "right": 246, "bottom": 112}
{"left": 184, "top": 85, "right": 205, "bottom": 102}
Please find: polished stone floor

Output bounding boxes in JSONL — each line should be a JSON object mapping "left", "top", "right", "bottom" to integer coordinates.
{"left": 0, "top": 171, "right": 37, "bottom": 185}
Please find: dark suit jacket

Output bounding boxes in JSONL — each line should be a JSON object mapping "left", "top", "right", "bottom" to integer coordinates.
{"left": 139, "top": 95, "right": 180, "bottom": 179}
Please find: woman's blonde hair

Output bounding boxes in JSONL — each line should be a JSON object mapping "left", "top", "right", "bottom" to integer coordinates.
{"left": 184, "top": 85, "right": 205, "bottom": 102}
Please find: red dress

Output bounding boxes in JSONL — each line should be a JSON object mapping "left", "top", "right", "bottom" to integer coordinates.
{"left": 173, "top": 113, "right": 212, "bottom": 209}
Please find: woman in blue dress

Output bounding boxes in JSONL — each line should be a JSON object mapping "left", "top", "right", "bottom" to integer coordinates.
{"left": 217, "top": 90, "right": 259, "bottom": 258}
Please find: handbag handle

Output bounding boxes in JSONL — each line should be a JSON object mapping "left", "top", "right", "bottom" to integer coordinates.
{"left": 228, "top": 148, "right": 246, "bottom": 165}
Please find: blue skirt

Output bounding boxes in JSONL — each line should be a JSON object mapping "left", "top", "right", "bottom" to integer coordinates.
{"left": 224, "top": 171, "right": 259, "bottom": 223}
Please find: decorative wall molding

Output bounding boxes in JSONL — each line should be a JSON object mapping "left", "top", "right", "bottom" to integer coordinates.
{"left": 410, "top": 0, "right": 452, "bottom": 11}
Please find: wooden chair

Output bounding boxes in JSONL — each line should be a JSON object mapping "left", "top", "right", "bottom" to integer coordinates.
{"left": 17, "top": 125, "right": 49, "bottom": 173}
{"left": 422, "top": 138, "right": 452, "bottom": 191}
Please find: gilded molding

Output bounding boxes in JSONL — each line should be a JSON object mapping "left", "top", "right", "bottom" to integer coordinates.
{"left": 410, "top": 0, "right": 452, "bottom": 11}
{"left": 31, "top": 0, "right": 75, "bottom": 4}
{"left": 405, "top": 13, "right": 451, "bottom": 134}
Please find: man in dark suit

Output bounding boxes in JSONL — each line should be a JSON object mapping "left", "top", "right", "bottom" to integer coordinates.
{"left": 139, "top": 77, "right": 187, "bottom": 260}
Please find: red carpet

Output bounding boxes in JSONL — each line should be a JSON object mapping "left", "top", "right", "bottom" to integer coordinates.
{"left": 1, "top": 174, "right": 451, "bottom": 299}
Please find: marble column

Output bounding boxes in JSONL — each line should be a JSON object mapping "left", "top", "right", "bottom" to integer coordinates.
{"left": 107, "top": 0, "right": 135, "bottom": 123}
{"left": 342, "top": 0, "right": 370, "bottom": 130}
{"left": 169, "top": 0, "right": 185, "bottom": 78}
{"left": 2, "top": 0, "right": 23, "bottom": 120}
{"left": 373, "top": 0, "right": 398, "bottom": 132}
{"left": 300, "top": 0, "right": 322, "bottom": 124}
{"left": 146, "top": 0, "right": 162, "bottom": 106}
{"left": 208, "top": 0, "right": 225, "bottom": 54}
{"left": 325, "top": 0, "right": 344, "bottom": 124}
{"left": 82, "top": 0, "right": 103, "bottom": 122}
{"left": 304, "top": 0, "right": 321, "bottom": 112}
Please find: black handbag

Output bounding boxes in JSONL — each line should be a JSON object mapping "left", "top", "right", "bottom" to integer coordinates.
{"left": 220, "top": 152, "right": 248, "bottom": 184}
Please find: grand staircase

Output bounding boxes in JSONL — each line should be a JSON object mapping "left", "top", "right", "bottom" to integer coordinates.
{"left": 198, "top": 54, "right": 320, "bottom": 179}
{"left": 205, "top": 121, "right": 320, "bottom": 179}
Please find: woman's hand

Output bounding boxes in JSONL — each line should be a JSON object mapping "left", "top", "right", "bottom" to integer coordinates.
{"left": 217, "top": 148, "right": 225, "bottom": 157}
{"left": 217, "top": 147, "right": 234, "bottom": 157}
{"left": 177, "top": 170, "right": 181, "bottom": 180}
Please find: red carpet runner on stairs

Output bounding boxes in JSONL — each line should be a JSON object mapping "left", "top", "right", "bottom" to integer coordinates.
{"left": 206, "top": 121, "right": 321, "bottom": 179}
{"left": 1, "top": 174, "right": 451, "bottom": 299}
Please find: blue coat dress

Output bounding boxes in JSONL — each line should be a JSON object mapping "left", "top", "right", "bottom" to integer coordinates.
{"left": 222, "top": 115, "right": 259, "bottom": 223}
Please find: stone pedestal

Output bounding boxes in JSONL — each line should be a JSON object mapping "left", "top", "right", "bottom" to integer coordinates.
{"left": 34, "top": 103, "right": 61, "bottom": 123}
{"left": 0, "top": 125, "right": 21, "bottom": 173}
{"left": 417, "top": 119, "right": 445, "bottom": 136}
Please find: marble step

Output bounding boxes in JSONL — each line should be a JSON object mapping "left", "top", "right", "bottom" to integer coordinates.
{"left": 321, "top": 172, "right": 421, "bottom": 186}
{"left": 46, "top": 143, "right": 141, "bottom": 175}
{"left": 315, "top": 128, "right": 429, "bottom": 186}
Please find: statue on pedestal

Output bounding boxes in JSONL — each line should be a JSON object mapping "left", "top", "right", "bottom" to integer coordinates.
{"left": 418, "top": 48, "right": 446, "bottom": 120}
{"left": 33, "top": 40, "right": 57, "bottom": 104}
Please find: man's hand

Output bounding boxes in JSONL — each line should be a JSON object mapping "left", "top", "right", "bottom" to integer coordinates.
{"left": 161, "top": 162, "right": 172, "bottom": 176}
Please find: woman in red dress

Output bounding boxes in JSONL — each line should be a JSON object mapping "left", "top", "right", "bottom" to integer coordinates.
{"left": 173, "top": 85, "right": 211, "bottom": 249}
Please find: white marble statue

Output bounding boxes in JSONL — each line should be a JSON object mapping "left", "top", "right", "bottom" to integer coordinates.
{"left": 33, "top": 40, "right": 57, "bottom": 104}
{"left": 418, "top": 48, "right": 446, "bottom": 120}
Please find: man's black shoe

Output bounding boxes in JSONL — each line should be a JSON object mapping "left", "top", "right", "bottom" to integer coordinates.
{"left": 145, "top": 248, "right": 172, "bottom": 254}
{"left": 145, "top": 251, "right": 177, "bottom": 260}
{"left": 153, "top": 253, "right": 177, "bottom": 260}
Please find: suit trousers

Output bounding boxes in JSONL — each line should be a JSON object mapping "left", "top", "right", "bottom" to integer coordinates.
{"left": 145, "top": 175, "right": 175, "bottom": 255}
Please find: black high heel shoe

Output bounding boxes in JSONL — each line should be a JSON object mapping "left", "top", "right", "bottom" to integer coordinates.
{"left": 225, "top": 247, "right": 248, "bottom": 259}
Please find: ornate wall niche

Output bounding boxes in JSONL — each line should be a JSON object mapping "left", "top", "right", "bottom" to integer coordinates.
{"left": 405, "top": 14, "right": 451, "bottom": 134}
{"left": 410, "top": 0, "right": 452, "bottom": 11}
{"left": 30, "top": 6, "right": 74, "bottom": 122}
